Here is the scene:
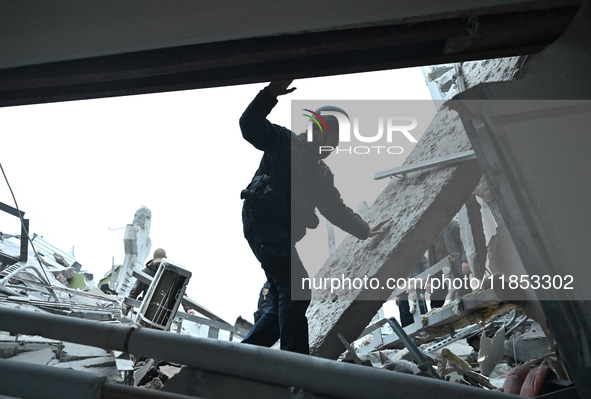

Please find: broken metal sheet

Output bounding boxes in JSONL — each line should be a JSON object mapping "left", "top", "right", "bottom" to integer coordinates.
{"left": 478, "top": 327, "right": 505, "bottom": 376}
{"left": 115, "top": 358, "right": 134, "bottom": 371}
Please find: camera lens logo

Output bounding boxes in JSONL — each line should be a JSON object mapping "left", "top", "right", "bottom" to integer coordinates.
{"left": 302, "top": 109, "right": 329, "bottom": 135}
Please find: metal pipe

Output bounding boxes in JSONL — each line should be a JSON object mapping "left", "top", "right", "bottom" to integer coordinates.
{"left": 505, "top": 315, "right": 529, "bottom": 338}
{"left": 102, "top": 382, "right": 203, "bottom": 399}
{"left": 0, "top": 306, "right": 133, "bottom": 351}
{"left": 386, "top": 318, "right": 440, "bottom": 379}
{"left": 0, "top": 358, "right": 104, "bottom": 399}
{"left": 0, "top": 359, "right": 200, "bottom": 399}
{"left": 503, "top": 308, "right": 518, "bottom": 330}
{"left": 0, "top": 307, "right": 511, "bottom": 399}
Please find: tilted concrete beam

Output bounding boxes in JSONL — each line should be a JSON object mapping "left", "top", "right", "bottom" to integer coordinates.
{"left": 307, "top": 105, "right": 483, "bottom": 359}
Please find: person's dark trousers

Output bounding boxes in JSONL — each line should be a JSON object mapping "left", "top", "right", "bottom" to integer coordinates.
{"left": 398, "top": 295, "right": 428, "bottom": 327}
{"left": 242, "top": 240, "right": 311, "bottom": 355}
{"left": 430, "top": 298, "right": 446, "bottom": 309}
{"left": 430, "top": 270, "right": 448, "bottom": 309}
{"left": 431, "top": 286, "right": 470, "bottom": 308}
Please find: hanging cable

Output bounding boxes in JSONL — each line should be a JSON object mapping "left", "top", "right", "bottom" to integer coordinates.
{"left": 0, "top": 161, "right": 53, "bottom": 284}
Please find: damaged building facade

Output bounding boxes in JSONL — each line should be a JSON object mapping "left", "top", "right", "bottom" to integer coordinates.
{"left": 0, "top": 0, "right": 590, "bottom": 398}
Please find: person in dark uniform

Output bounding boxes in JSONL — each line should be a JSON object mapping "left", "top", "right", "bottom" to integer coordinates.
{"left": 239, "top": 80, "right": 387, "bottom": 354}
{"left": 129, "top": 248, "right": 167, "bottom": 300}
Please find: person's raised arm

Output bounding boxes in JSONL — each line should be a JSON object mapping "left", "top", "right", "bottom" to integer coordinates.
{"left": 239, "top": 81, "right": 296, "bottom": 151}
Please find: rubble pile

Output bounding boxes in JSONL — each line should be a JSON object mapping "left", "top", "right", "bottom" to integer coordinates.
{"left": 1, "top": 219, "right": 244, "bottom": 393}
{"left": 345, "top": 308, "right": 570, "bottom": 397}
{"left": 0, "top": 234, "right": 127, "bottom": 382}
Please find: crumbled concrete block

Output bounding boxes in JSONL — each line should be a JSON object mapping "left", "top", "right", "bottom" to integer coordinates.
{"left": 141, "top": 377, "right": 163, "bottom": 390}
{"left": 60, "top": 342, "right": 110, "bottom": 361}
{"left": 8, "top": 348, "right": 55, "bottom": 365}
{"left": 159, "top": 365, "right": 182, "bottom": 379}
{"left": 0, "top": 343, "right": 17, "bottom": 358}
{"left": 53, "top": 356, "right": 116, "bottom": 371}
{"left": 504, "top": 336, "right": 550, "bottom": 363}
{"left": 489, "top": 362, "right": 512, "bottom": 379}
{"left": 431, "top": 340, "right": 474, "bottom": 358}
{"left": 382, "top": 359, "right": 421, "bottom": 375}
{"left": 2, "top": 342, "right": 60, "bottom": 358}
{"left": 134, "top": 359, "right": 155, "bottom": 386}
{"left": 15, "top": 335, "right": 59, "bottom": 344}
{"left": 522, "top": 322, "right": 546, "bottom": 341}
{"left": 391, "top": 348, "right": 411, "bottom": 362}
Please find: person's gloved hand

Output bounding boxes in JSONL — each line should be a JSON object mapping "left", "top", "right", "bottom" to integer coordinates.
{"left": 266, "top": 81, "right": 296, "bottom": 97}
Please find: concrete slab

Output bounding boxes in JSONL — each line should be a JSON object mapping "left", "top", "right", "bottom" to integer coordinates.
{"left": 479, "top": 327, "right": 505, "bottom": 376}
{"left": 53, "top": 356, "right": 116, "bottom": 371}
{"left": 307, "top": 105, "right": 482, "bottom": 359}
{"left": 431, "top": 340, "right": 473, "bottom": 358}
{"left": 60, "top": 342, "right": 110, "bottom": 361}
{"left": 8, "top": 347, "right": 55, "bottom": 365}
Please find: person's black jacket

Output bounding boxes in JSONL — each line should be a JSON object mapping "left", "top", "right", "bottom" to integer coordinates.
{"left": 128, "top": 259, "right": 159, "bottom": 300}
{"left": 239, "top": 88, "right": 369, "bottom": 244}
